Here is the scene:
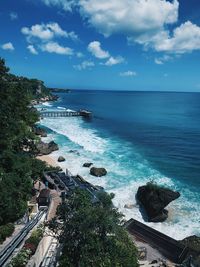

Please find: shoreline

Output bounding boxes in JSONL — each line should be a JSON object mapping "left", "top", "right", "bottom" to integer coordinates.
{"left": 37, "top": 155, "right": 58, "bottom": 168}
{"left": 35, "top": 101, "right": 200, "bottom": 241}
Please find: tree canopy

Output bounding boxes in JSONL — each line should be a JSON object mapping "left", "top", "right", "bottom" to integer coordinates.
{"left": 0, "top": 58, "right": 48, "bottom": 225}
{"left": 48, "top": 189, "right": 138, "bottom": 267}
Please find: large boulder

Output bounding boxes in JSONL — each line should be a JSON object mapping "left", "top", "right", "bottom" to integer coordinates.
{"left": 180, "top": 235, "right": 200, "bottom": 266}
{"left": 36, "top": 141, "right": 59, "bottom": 155}
{"left": 90, "top": 167, "right": 107, "bottom": 177}
{"left": 83, "top": 162, "right": 93, "bottom": 168}
{"left": 58, "top": 156, "right": 65, "bottom": 162}
{"left": 33, "top": 126, "right": 47, "bottom": 137}
{"left": 136, "top": 182, "right": 180, "bottom": 222}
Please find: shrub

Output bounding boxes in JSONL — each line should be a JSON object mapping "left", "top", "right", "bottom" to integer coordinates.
{"left": 0, "top": 223, "right": 15, "bottom": 244}
{"left": 8, "top": 248, "right": 31, "bottom": 267}
{"left": 23, "top": 242, "right": 37, "bottom": 255}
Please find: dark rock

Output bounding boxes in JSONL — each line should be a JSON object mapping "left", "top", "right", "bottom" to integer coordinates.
{"left": 90, "top": 167, "right": 107, "bottom": 177}
{"left": 58, "top": 156, "right": 65, "bottom": 162}
{"left": 68, "top": 150, "right": 80, "bottom": 156}
{"left": 33, "top": 126, "right": 47, "bottom": 137}
{"left": 180, "top": 235, "right": 200, "bottom": 267}
{"left": 36, "top": 141, "right": 59, "bottom": 155}
{"left": 83, "top": 162, "right": 93, "bottom": 168}
{"left": 136, "top": 182, "right": 180, "bottom": 222}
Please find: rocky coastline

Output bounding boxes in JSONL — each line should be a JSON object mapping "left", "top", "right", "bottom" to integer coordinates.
{"left": 35, "top": 101, "right": 200, "bottom": 266}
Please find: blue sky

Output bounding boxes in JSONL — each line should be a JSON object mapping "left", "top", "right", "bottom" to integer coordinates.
{"left": 1, "top": 0, "right": 200, "bottom": 91}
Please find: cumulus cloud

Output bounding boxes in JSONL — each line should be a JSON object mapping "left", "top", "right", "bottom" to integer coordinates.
{"left": 154, "top": 21, "right": 200, "bottom": 53}
{"left": 120, "top": 71, "right": 137, "bottom": 77}
{"left": 27, "top": 45, "right": 38, "bottom": 55}
{"left": 88, "top": 41, "right": 110, "bottom": 59}
{"left": 21, "top": 22, "right": 78, "bottom": 42}
{"left": 40, "top": 0, "right": 200, "bottom": 55}
{"left": 41, "top": 0, "right": 77, "bottom": 12}
{"left": 10, "top": 12, "right": 18, "bottom": 20}
{"left": 1, "top": 42, "right": 14, "bottom": 51}
{"left": 104, "top": 56, "right": 124, "bottom": 66}
{"left": 41, "top": 41, "right": 73, "bottom": 55}
{"left": 73, "top": 60, "right": 94, "bottom": 70}
{"left": 79, "top": 0, "right": 179, "bottom": 37}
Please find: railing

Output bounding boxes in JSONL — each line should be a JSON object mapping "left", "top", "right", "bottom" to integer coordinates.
{"left": 0, "top": 208, "right": 47, "bottom": 266}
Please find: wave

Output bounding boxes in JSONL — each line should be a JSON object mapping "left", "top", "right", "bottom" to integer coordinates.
{"left": 42, "top": 102, "right": 52, "bottom": 107}
{"left": 40, "top": 116, "right": 200, "bottom": 240}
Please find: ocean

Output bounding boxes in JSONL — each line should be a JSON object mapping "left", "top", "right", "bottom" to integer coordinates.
{"left": 37, "top": 90, "right": 200, "bottom": 240}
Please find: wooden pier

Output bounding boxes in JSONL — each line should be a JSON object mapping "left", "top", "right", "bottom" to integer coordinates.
{"left": 40, "top": 109, "right": 92, "bottom": 118}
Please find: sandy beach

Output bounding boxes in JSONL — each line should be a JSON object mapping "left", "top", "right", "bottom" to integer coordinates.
{"left": 37, "top": 155, "right": 58, "bottom": 167}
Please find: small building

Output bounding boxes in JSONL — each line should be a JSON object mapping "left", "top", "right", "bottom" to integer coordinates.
{"left": 37, "top": 189, "right": 51, "bottom": 207}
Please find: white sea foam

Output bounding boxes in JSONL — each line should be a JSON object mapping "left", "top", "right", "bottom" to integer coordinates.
{"left": 42, "top": 117, "right": 107, "bottom": 153}
{"left": 57, "top": 106, "right": 66, "bottom": 110}
{"left": 42, "top": 102, "right": 52, "bottom": 107}
{"left": 40, "top": 113, "right": 200, "bottom": 240}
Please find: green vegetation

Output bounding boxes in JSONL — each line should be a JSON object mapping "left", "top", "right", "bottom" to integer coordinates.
{"left": 0, "top": 58, "right": 49, "bottom": 225}
{"left": 8, "top": 248, "right": 32, "bottom": 267}
{"left": 48, "top": 189, "right": 138, "bottom": 267}
{"left": 0, "top": 223, "right": 15, "bottom": 244}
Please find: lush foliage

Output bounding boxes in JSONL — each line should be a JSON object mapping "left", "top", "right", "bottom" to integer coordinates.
{"left": 48, "top": 189, "right": 138, "bottom": 267}
{"left": 0, "top": 58, "right": 48, "bottom": 225}
{"left": 0, "top": 223, "right": 15, "bottom": 244}
{"left": 8, "top": 248, "right": 32, "bottom": 267}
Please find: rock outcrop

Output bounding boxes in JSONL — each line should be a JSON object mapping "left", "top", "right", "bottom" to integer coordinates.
{"left": 83, "top": 162, "right": 93, "bottom": 168}
{"left": 36, "top": 141, "right": 59, "bottom": 155}
{"left": 90, "top": 167, "right": 107, "bottom": 177}
{"left": 124, "top": 204, "right": 135, "bottom": 209}
{"left": 180, "top": 235, "right": 200, "bottom": 267}
{"left": 33, "top": 126, "right": 47, "bottom": 137}
{"left": 136, "top": 182, "right": 180, "bottom": 222}
{"left": 58, "top": 156, "right": 65, "bottom": 162}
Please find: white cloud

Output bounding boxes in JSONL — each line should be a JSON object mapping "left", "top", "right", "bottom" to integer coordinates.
{"left": 154, "top": 21, "right": 200, "bottom": 53}
{"left": 41, "top": 0, "right": 76, "bottom": 12}
{"left": 120, "top": 71, "right": 137, "bottom": 77}
{"left": 73, "top": 60, "right": 95, "bottom": 70}
{"left": 104, "top": 56, "right": 124, "bottom": 66}
{"left": 154, "top": 55, "right": 172, "bottom": 64}
{"left": 1, "top": 42, "right": 14, "bottom": 51}
{"left": 10, "top": 12, "right": 18, "bottom": 20}
{"left": 41, "top": 41, "right": 73, "bottom": 55}
{"left": 27, "top": 45, "right": 38, "bottom": 55}
{"left": 21, "top": 22, "right": 78, "bottom": 42}
{"left": 88, "top": 41, "right": 110, "bottom": 59}
{"left": 79, "top": 0, "right": 179, "bottom": 38}
{"left": 76, "top": 52, "right": 84, "bottom": 58}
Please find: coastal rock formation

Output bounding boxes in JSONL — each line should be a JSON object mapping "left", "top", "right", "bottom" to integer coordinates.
{"left": 58, "top": 156, "right": 65, "bottom": 162}
{"left": 90, "top": 167, "right": 107, "bottom": 177}
{"left": 180, "top": 235, "right": 200, "bottom": 266}
{"left": 36, "top": 141, "right": 59, "bottom": 155}
{"left": 124, "top": 204, "right": 135, "bottom": 209}
{"left": 33, "top": 126, "right": 47, "bottom": 137}
{"left": 69, "top": 150, "right": 80, "bottom": 156}
{"left": 136, "top": 182, "right": 180, "bottom": 222}
{"left": 83, "top": 162, "right": 93, "bottom": 168}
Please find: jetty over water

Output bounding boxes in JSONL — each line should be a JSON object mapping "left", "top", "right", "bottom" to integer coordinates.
{"left": 40, "top": 109, "right": 92, "bottom": 118}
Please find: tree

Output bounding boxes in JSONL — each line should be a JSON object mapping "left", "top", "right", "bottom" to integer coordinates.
{"left": 0, "top": 58, "right": 49, "bottom": 225}
{"left": 48, "top": 189, "right": 138, "bottom": 267}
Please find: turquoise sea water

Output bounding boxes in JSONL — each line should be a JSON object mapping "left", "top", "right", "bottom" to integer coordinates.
{"left": 38, "top": 91, "right": 200, "bottom": 240}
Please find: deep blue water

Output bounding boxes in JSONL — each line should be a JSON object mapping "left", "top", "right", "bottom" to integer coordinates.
{"left": 39, "top": 90, "right": 200, "bottom": 239}
{"left": 57, "top": 90, "right": 200, "bottom": 189}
